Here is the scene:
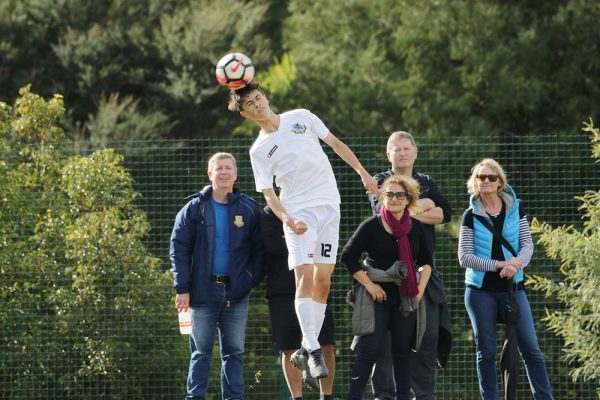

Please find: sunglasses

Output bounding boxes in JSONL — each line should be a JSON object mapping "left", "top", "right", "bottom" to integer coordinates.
{"left": 384, "top": 191, "right": 408, "bottom": 200}
{"left": 476, "top": 174, "right": 500, "bottom": 182}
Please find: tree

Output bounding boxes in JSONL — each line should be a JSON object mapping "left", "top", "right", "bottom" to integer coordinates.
{"left": 0, "top": 86, "right": 184, "bottom": 398}
{"left": 275, "top": 0, "right": 600, "bottom": 140}
{"left": 528, "top": 119, "right": 600, "bottom": 392}
{"left": 0, "top": 0, "right": 283, "bottom": 139}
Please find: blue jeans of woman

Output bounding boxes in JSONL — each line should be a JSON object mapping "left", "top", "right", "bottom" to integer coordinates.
{"left": 187, "top": 282, "right": 249, "bottom": 400}
{"left": 348, "top": 297, "right": 416, "bottom": 400}
{"left": 465, "top": 287, "right": 553, "bottom": 400}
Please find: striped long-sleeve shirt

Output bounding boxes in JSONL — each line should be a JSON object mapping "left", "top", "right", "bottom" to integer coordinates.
{"left": 458, "top": 202, "right": 533, "bottom": 279}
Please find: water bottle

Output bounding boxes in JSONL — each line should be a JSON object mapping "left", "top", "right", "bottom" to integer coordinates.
{"left": 178, "top": 308, "right": 192, "bottom": 335}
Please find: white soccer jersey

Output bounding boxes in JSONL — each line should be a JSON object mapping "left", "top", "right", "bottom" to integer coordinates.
{"left": 249, "top": 109, "right": 341, "bottom": 213}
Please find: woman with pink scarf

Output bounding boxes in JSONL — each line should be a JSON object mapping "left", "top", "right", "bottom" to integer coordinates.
{"left": 342, "top": 174, "right": 433, "bottom": 400}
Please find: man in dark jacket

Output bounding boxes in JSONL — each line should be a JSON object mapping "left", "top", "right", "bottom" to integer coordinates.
{"left": 170, "top": 152, "right": 264, "bottom": 400}
{"left": 368, "top": 131, "right": 452, "bottom": 400}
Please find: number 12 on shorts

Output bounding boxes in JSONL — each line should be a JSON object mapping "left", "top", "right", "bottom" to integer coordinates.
{"left": 321, "top": 243, "right": 332, "bottom": 258}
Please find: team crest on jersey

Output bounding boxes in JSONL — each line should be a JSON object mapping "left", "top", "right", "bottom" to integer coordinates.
{"left": 291, "top": 123, "right": 306, "bottom": 134}
{"left": 234, "top": 215, "right": 244, "bottom": 228}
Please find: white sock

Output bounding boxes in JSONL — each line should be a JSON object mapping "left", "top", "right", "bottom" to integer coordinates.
{"left": 295, "top": 297, "right": 319, "bottom": 351}
{"left": 313, "top": 300, "right": 327, "bottom": 341}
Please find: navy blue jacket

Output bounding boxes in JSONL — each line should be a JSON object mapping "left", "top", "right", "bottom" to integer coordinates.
{"left": 170, "top": 185, "right": 265, "bottom": 305}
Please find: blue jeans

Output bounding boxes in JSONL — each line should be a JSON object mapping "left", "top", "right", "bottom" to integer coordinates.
{"left": 348, "top": 297, "right": 416, "bottom": 400}
{"left": 187, "top": 282, "right": 249, "bottom": 400}
{"left": 465, "top": 287, "right": 553, "bottom": 400}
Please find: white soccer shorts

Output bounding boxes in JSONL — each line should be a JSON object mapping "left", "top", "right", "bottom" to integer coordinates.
{"left": 283, "top": 204, "right": 340, "bottom": 268}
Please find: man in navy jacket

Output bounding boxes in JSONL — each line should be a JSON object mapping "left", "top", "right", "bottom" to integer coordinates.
{"left": 170, "top": 152, "right": 264, "bottom": 400}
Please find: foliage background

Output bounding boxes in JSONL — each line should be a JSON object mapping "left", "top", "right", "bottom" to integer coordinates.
{"left": 1, "top": 0, "right": 598, "bottom": 141}
{"left": 528, "top": 121, "right": 600, "bottom": 389}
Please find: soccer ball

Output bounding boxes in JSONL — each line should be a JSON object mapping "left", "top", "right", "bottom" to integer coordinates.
{"left": 215, "top": 52, "right": 255, "bottom": 90}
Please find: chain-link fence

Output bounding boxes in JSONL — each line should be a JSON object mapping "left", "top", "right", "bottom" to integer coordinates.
{"left": 2, "top": 134, "right": 598, "bottom": 399}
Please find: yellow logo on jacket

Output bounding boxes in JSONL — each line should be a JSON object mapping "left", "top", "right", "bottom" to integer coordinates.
{"left": 234, "top": 215, "right": 244, "bottom": 228}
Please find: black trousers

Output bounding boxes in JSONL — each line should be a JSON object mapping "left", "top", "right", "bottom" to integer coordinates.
{"left": 371, "top": 294, "right": 440, "bottom": 400}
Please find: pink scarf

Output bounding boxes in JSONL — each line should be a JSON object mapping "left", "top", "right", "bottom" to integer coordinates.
{"left": 380, "top": 206, "right": 419, "bottom": 297}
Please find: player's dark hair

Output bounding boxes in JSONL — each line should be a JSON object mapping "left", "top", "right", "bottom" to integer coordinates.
{"left": 227, "top": 82, "right": 263, "bottom": 112}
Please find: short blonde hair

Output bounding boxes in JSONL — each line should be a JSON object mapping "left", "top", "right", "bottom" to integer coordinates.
{"left": 387, "top": 131, "right": 417, "bottom": 152}
{"left": 207, "top": 152, "right": 237, "bottom": 172}
{"left": 466, "top": 158, "right": 508, "bottom": 196}
{"left": 380, "top": 174, "right": 421, "bottom": 213}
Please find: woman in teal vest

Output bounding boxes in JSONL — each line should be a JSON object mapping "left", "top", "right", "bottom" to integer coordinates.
{"left": 458, "top": 158, "right": 553, "bottom": 400}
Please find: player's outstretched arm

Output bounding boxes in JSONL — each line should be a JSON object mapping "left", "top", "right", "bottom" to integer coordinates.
{"left": 262, "top": 188, "right": 307, "bottom": 235}
{"left": 322, "top": 132, "right": 377, "bottom": 194}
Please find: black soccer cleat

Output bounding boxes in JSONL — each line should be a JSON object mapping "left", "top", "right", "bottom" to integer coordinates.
{"left": 307, "top": 348, "right": 329, "bottom": 379}
{"left": 290, "top": 347, "right": 319, "bottom": 390}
